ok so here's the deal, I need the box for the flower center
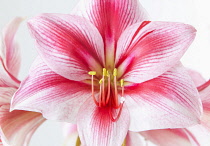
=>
[88,68,125,122]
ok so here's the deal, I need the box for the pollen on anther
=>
[120,79,124,87]
[113,68,117,76]
[88,71,96,75]
[103,68,107,76]
[106,71,110,76]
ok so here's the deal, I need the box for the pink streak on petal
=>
[2,17,23,78]
[73,0,149,66]
[74,0,149,41]
[140,129,199,146]
[11,57,92,123]
[125,63,201,131]
[116,21,196,83]
[28,14,104,81]
[77,99,130,146]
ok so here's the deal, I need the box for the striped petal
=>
[73,0,149,67]
[77,99,130,146]
[28,14,104,81]
[1,17,23,77]
[74,0,148,41]
[11,57,91,123]
[0,86,45,146]
[0,108,45,146]
[125,63,201,131]
[116,21,196,83]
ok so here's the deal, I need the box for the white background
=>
[1,0,210,145]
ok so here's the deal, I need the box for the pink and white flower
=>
[11,0,202,145]
[0,17,45,146]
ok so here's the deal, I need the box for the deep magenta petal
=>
[116,21,196,83]
[73,0,149,66]
[74,0,149,41]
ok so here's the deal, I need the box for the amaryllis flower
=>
[11,0,201,145]
[0,17,45,146]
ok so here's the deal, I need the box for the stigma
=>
[88,68,125,122]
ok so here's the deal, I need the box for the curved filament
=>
[91,75,99,106]
[109,103,124,122]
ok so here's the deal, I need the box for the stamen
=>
[102,68,106,106]
[103,68,107,76]
[89,69,126,122]
[113,68,119,107]
[89,71,99,106]
[121,79,124,98]
[113,68,117,77]
[88,71,96,75]
[109,102,124,122]
[120,79,124,87]
[106,71,111,104]
[99,81,102,107]
[99,79,103,84]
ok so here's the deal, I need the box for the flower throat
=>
[88,68,125,122]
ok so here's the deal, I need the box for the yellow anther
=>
[120,79,124,87]
[113,68,117,76]
[106,71,110,76]
[99,79,103,84]
[88,71,96,75]
[103,68,107,76]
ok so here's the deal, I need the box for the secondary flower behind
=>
[11,0,202,145]
[0,17,45,146]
